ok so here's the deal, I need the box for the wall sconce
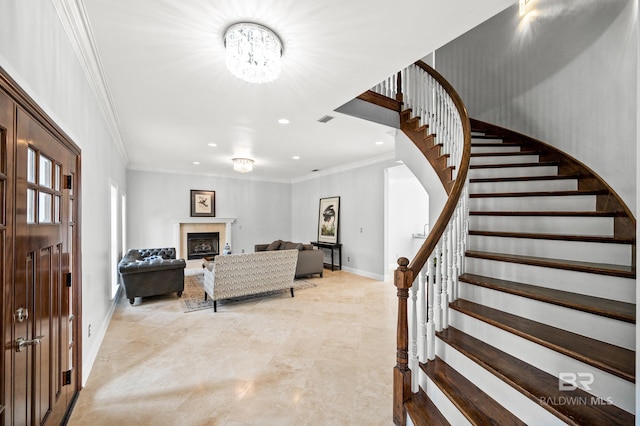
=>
[519,0,531,16]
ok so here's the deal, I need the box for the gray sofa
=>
[255,240,324,278]
[118,247,186,305]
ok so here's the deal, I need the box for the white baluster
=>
[441,230,449,329]
[451,210,459,302]
[433,243,442,332]
[418,266,427,362]
[410,276,419,392]
[426,252,436,360]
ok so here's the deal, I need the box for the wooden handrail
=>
[390,60,471,425]
[405,61,471,278]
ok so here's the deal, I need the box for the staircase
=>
[404,120,636,425]
[357,60,636,425]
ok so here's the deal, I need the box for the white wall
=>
[0,1,127,382]
[291,158,398,280]
[126,170,292,255]
[436,0,637,215]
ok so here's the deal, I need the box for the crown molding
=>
[52,0,129,164]
[291,152,397,183]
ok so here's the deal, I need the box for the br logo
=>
[558,372,594,391]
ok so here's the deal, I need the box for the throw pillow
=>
[302,244,314,250]
[282,241,304,251]
[267,240,283,251]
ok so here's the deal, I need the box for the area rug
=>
[180,271,317,313]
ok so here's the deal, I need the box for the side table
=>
[310,241,342,271]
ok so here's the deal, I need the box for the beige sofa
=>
[202,249,298,312]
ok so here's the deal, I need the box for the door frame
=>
[0,66,82,424]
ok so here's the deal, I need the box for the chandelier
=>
[224,22,282,84]
[232,158,254,173]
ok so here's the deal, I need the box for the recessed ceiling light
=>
[208,143,217,147]
[193,161,200,165]
[278,118,290,124]
[375,141,384,145]
[292,155,300,160]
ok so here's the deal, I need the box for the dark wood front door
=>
[1,74,80,425]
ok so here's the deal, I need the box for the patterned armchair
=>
[202,249,298,312]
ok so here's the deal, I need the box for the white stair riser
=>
[470,154,539,166]
[457,283,635,349]
[468,235,633,266]
[419,372,472,425]
[470,179,577,194]
[471,137,503,143]
[464,257,635,302]
[449,311,635,413]
[469,195,596,212]
[469,215,613,236]
[432,340,564,425]
[469,165,558,179]
[471,145,521,154]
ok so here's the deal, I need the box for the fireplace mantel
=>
[171,218,236,260]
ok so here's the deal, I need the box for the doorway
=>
[1,73,81,425]
[384,164,430,281]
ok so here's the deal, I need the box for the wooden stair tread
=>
[470,174,581,183]
[423,357,526,425]
[470,161,560,169]
[405,389,450,426]
[465,250,635,278]
[450,299,635,382]
[438,327,636,425]
[459,273,635,323]
[468,230,635,245]
[470,189,607,198]
[470,210,620,217]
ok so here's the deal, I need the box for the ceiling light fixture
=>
[224,22,282,84]
[232,157,254,173]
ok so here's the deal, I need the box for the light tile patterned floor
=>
[68,270,397,425]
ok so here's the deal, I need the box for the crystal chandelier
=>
[232,158,254,173]
[224,23,282,84]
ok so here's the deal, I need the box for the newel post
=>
[393,257,413,426]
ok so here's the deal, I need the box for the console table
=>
[310,241,342,271]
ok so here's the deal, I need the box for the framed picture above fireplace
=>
[190,190,216,217]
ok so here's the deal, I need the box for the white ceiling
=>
[80,0,515,182]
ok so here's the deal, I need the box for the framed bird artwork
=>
[318,196,340,243]
[190,190,216,217]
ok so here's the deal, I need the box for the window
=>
[110,183,119,298]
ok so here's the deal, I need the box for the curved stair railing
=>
[369,61,472,425]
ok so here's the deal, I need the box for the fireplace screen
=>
[186,232,220,260]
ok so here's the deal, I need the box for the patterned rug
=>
[180,271,317,313]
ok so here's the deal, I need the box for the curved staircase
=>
[405,119,636,425]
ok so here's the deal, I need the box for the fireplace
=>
[186,232,219,260]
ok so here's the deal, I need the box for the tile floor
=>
[68,269,397,425]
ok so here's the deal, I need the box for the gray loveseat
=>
[118,247,186,305]
[255,240,324,278]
